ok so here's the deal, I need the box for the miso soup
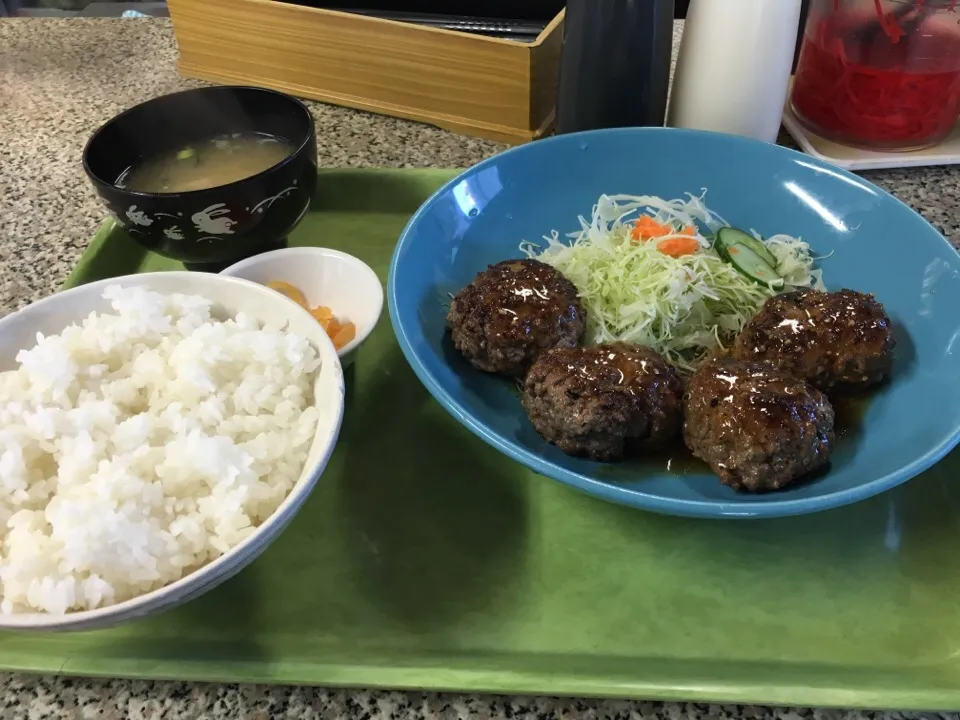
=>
[118,132,295,194]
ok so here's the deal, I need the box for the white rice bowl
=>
[0,272,345,631]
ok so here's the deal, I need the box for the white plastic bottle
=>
[667,0,803,143]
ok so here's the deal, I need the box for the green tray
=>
[6,168,960,710]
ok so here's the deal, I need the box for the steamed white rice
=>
[0,285,321,614]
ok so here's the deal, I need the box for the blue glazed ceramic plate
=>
[387,128,960,519]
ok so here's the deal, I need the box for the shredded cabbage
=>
[521,193,825,373]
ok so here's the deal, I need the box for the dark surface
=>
[83,86,317,267]
[282,0,564,21]
[522,343,683,461]
[794,0,811,71]
[278,0,692,41]
[683,357,836,492]
[555,0,675,133]
[732,289,896,391]
[273,1,692,20]
[445,258,586,377]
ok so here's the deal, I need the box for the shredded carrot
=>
[656,236,701,258]
[631,216,673,241]
[631,216,698,244]
[268,279,356,350]
[631,217,701,257]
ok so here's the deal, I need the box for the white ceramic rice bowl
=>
[0,272,345,631]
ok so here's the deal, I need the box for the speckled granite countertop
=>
[1,17,959,720]
[0,17,502,315]
[3,17,960,316]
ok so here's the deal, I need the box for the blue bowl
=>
[388,128,960,519]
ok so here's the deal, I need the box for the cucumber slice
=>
[715,227,783,286]
[716,227,778,267]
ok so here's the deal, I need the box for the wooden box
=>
[167,0,565,144]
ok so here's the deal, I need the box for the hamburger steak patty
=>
[733,288,895,391]
[683,357,836,492]
[446,259,586,376]
[522,343,683,461]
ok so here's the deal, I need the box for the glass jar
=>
[791,0,960,151]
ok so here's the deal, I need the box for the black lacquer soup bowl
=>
[83,86,317,271]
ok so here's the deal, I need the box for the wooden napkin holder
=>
[167,0,564,144]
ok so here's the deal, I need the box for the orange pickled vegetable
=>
[310,306,333,323]
[268,279,356,350]
[331,322,356,350]
[266,280,308,308]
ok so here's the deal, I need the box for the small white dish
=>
[221,247,384,364]
[0,272,345,631]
